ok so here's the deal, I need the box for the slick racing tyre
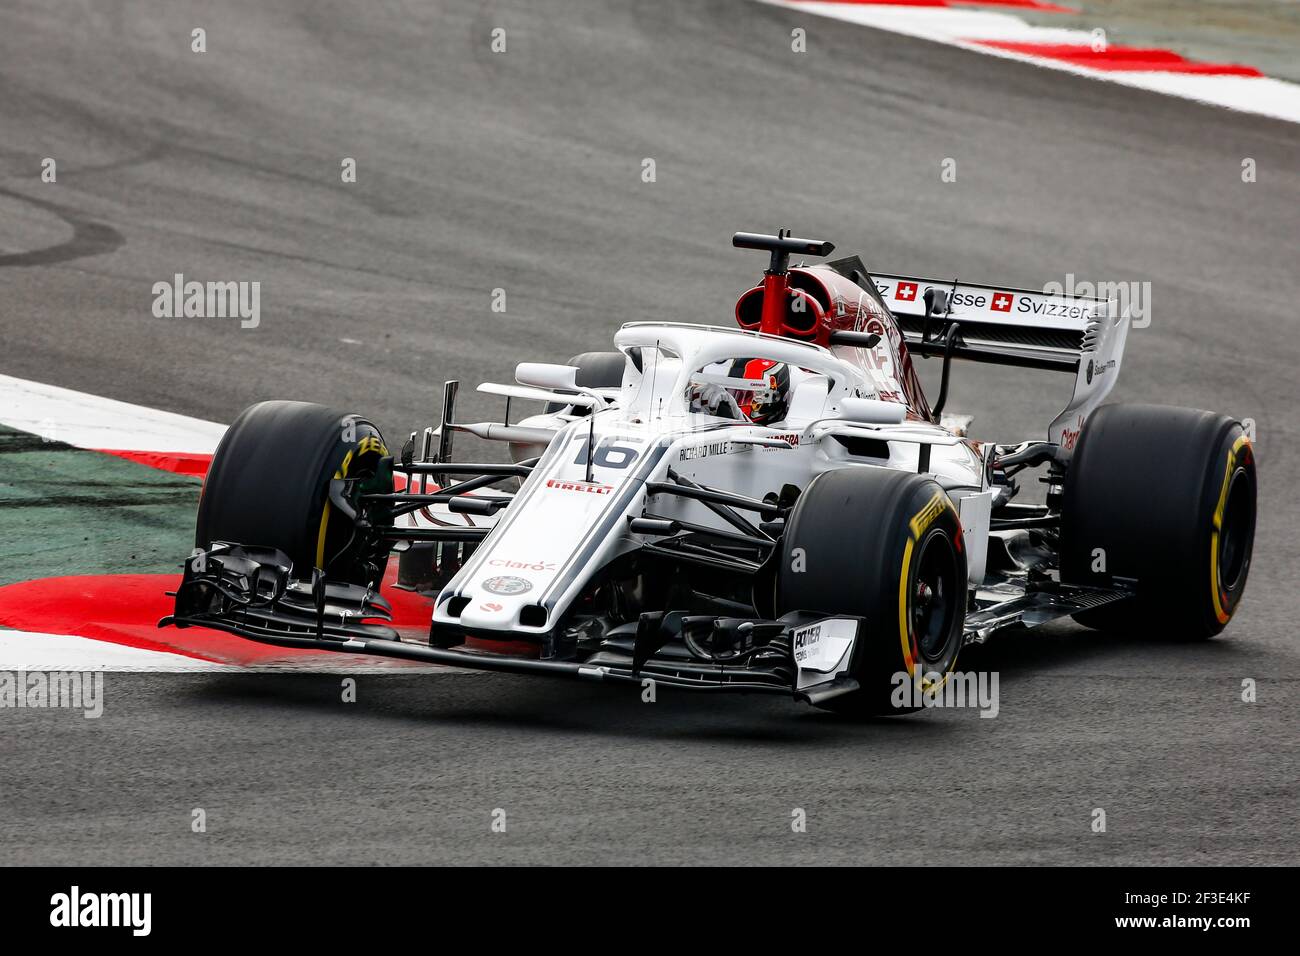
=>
[1060,403,1256,640]
[776,467,967,716]
[195,401,392,587]
[544,351,625,414]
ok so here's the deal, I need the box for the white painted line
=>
[0,629,228,671]
[957,42,1300,124]
[780,4,1052,41]
[1075,73,1300,125]
[759,0,1300,124]
[0,373,226,453]
[0,629,462,673]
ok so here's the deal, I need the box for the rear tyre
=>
[1060,403,1256,639]
[196,401,392,587]
[776,468,967,715]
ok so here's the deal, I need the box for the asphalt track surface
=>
[1,0,1297,865]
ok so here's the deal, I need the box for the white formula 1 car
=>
[164,231,1257,714]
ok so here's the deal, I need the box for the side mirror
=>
[839,397,907,425]
[515,362,579,392]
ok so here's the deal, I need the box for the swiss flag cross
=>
[991,291,1013,312]
[895,281,918,302]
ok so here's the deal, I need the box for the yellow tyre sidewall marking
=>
[1209,434,1249,625]
[314,435,391,570]
[898,490,958,691]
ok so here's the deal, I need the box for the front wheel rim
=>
[1218,467,1254,594]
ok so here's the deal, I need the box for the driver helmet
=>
[729,359,791,425]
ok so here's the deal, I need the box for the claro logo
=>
[50,886,151,936]
[1060,415,1085,451]
[489,558,557,571]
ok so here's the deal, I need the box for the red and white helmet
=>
[729,359,791,425]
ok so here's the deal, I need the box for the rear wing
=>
[851,268,1131,450]
[872,274,1104,368]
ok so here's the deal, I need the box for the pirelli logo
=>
[546,478,613,495]
[334,435,389,480]
[909,491,949,538]
[357,436,388,457]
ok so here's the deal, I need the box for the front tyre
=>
[776,467,967,715]
[195,401,392,587]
